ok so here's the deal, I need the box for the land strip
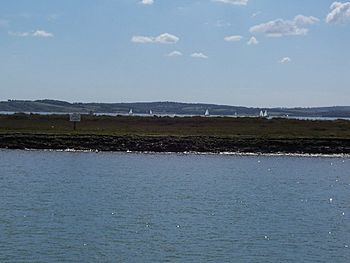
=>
[1,114,350,154]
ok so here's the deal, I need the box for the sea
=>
[0,150,349,262]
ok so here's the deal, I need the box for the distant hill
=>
[1,99,350,118]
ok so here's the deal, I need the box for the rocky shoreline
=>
[1,134,350,155]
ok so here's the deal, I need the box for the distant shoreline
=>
[2,99,350,118]
[1,134,350,155]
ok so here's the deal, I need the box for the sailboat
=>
[259,110,268,118]
[205,109,210,117]
[149,110,153,115]
[129,109,133,116]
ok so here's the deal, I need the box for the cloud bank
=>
[166,51,183,57]
[9,30,54,38]
[224,35,243,42]
[326,2,350,24]
[212,0,248,5]
[191,53,208,59]
[250,15,319,37]
[131,33,179,44]
[140,0,154,5]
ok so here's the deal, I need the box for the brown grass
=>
[1,114,350,139]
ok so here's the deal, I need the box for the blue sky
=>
[0,0,349,107]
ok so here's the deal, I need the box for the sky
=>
[0,0,349,107]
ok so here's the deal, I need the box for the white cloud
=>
[279,57,291,64]
[247,36,258,45]
[326,2,350,24]
[155,33,179,44]
[294,15,319,26]
[140,0,154,5]
[131,36,154,43]
[191,52,208,59]
[32,30,54,37]
[166,51,183,57]
[131,33,179,44]
[212,0,248,5]
[250,15,319,37]
[224,35,243,42]
[9,30,54,38]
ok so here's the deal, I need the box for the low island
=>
[1,113,350,155]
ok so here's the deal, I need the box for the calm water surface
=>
[0,150,349,262]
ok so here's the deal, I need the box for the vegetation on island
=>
[1,113,350,139]
[1,114,350,154]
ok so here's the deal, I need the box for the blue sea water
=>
[0,150,349,263]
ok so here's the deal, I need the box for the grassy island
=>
[1,114,350,154]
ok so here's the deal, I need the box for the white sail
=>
[205,109,210,116]
[263,110,268,117]
[129,109,133,115]
[149,110,153,115]
[259,110,264,117]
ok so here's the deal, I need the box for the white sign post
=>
[69,113,81,130]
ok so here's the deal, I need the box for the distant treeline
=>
[1,99,350,117]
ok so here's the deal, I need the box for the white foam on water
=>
[8,148,350,159]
